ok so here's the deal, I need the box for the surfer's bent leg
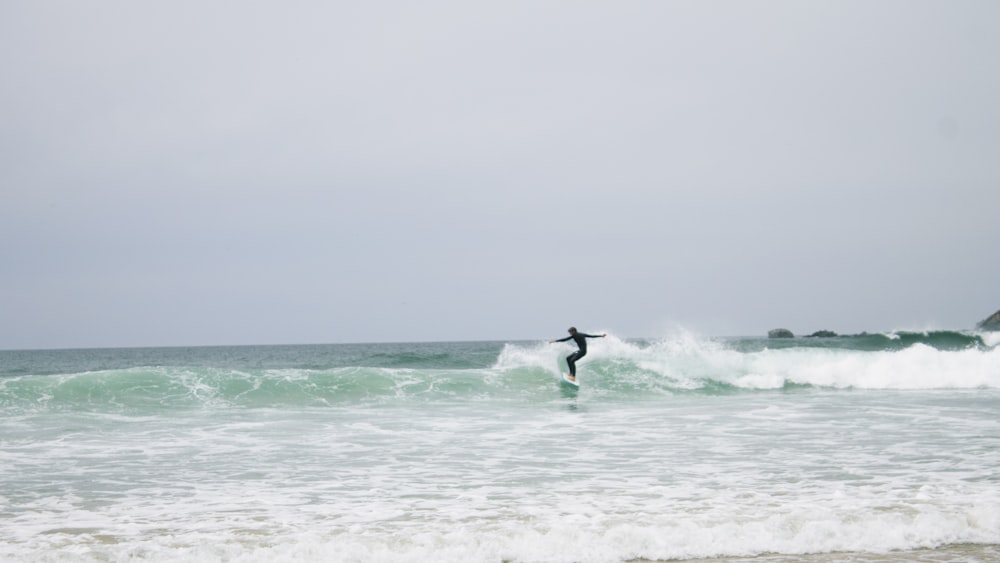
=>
[566,351,586,376]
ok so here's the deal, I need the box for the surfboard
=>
[557,356,579,388]
[561,371,579,387]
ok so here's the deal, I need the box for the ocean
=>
[1,332,998,562]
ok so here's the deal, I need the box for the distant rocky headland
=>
[768,307,1000,338]
[767,329,795,338]
[978,309,1000,331]
[768,329,837,338]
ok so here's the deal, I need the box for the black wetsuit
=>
[554,332,604,376]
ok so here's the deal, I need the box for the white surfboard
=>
[557,356,579,387]
[561,371,579,387]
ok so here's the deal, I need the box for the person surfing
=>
[549,327,606,382]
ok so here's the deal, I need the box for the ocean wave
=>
[502,333,1000,392]
[845,330,989,351]
[2,334,998,413]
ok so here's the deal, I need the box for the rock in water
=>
[768,328,794,338]
[806,330,838,338]
[977,309,1000,331]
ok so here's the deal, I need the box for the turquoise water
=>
[2,332,999,562]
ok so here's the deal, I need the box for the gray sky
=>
[2,1,999,349]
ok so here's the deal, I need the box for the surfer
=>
[549,327,606,382]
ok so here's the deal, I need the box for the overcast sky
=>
[2,1,999,349]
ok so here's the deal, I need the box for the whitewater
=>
[1,332,998,562]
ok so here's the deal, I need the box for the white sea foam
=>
[981,330,1000,348]
[496,332,1000,391]
[743,344,999,389]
